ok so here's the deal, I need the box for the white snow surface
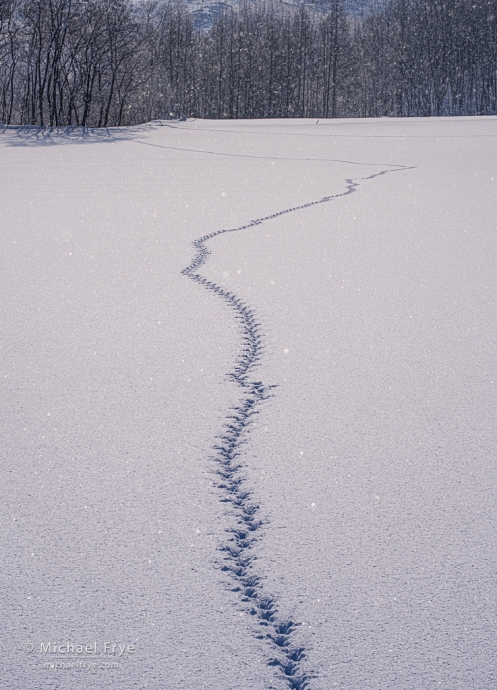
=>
[1,116,496,689]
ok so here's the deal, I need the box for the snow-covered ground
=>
[1,116,496,690]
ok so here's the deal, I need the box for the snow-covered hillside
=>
[1,116,496,690]
[187,0,384,29]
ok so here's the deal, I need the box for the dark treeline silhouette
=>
[1,0,496,126]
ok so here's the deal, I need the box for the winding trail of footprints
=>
[182,166,413,689]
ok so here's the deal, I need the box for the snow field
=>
[1,116,496,689]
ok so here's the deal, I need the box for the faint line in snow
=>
[132,138,404,167]
[153,120,497,139]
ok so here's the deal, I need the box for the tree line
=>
[1,0,496,126]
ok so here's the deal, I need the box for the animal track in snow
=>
[182,164,413,689]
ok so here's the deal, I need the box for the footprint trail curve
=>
[181,165,413,690]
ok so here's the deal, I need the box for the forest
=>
[1,0,496,126]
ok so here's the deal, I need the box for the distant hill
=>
[187,0,387,30]
[344,0,387,13]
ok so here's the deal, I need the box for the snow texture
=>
[0,116,496,690]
